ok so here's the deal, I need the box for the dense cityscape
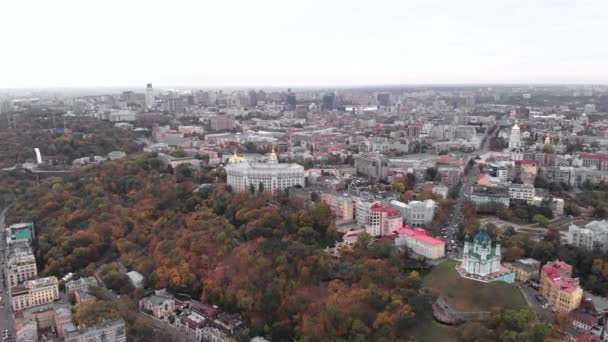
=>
[0,84,607,342]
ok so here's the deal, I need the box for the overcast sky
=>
[0,0,606,88]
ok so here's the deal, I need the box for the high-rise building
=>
[286,93,296,110]
[377,92,391,107]
[167,97,185,113]
[388,199,436,226]
[322,93,335,111]
[145,83,154,109]
[248,90,258,107]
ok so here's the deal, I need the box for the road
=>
[443,128,493,256]
[0,205,14,340]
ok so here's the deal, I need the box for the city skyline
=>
[1,0,607,88]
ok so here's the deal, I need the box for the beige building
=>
[226,151,304,193]
[320,192,355,221]
[540,260,583,314]
[11,276,60,312]
[4,242,38,289]
[507,258,540,283]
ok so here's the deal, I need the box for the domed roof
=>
[270,147,277,158]
[228,151,243,163]
[474,226,491,243]
[512,120,520,131]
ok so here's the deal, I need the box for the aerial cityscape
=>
[1,1,608,342]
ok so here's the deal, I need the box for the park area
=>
[422,260,526,313]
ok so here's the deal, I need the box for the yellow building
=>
[11,276,59,312]
[539,260,583,314]
[507,258,540,283]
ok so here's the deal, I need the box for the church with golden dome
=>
[226,148,305,193]
[508,120,521,150]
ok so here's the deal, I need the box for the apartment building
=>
[365,204,402,237]
[64,318,127,342]
[540,260,583,314]
[508,183,535,203]
[11,276,60,311]
[568,220,608,253]
[4,241,37,289]
[388,199,436,226]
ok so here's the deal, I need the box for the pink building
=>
[395,226,445,259]
[366,204,402,237]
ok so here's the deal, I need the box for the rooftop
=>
[396,226,444,246]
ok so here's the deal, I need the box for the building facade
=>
[389,199,436,226]
[4,242,37,289]
[365,204,402,237]
[540,260,583,314]
[11,276,60,312]
[64,318,127,342]
[226,151,305,193]
[394,226,445,259]
[508,121,521,150]
[508,183,535,203]
[568,220,608,253]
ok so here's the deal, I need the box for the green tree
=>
[532,214,549,227]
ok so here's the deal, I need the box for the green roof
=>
[14,229,31,241]
[474,226,491,243]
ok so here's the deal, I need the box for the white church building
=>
[457,226,514,283]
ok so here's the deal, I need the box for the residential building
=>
[394,226,445,259]
[157,153,201,171]
[388,199,436,226]
[354,198,379,226]
[4,241,37,289]
[540,260,583,314]
[209,115,234,131]
[320,192,354,221]
[354,153,388,180]
[140,290,176,320]
[508,183,535,203]
[507,258,541,283]
[5,222,35,245]
[65,276,98,294]
[11,276,60,311]
[365,204,402,237]
[201,313,249,342]
[568,220,608,253]
[64,318,127,342]
[226,151,305,193]
[530,196,565,216]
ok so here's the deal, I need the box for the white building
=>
[365,204,402,237]
[395,226,445,259]
[226,151,305,193]
[568,220,608,252]
[462,227,501,277]
[508,121,521,150]
[388,199,436,226]
[145,83,154,109]
[354,198,379,226]
[64,318,126,342]
[508,183,535,203]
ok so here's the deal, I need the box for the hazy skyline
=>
[1,0,607,88]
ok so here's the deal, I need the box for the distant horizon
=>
[0,82,606,92]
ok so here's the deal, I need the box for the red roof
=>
[514,159,539,165]
[542,261,579,293]
[371,204,400,216]
[396,226,445,246]
[580,153,608,161]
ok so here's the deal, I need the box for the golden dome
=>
[228,151,243,163]
[270,147,277,157]
[512,120,520,131]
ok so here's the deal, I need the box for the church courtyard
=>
[422,260,526,313]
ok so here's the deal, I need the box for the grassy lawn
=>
[422,260,526,313]
[411,316,461,342]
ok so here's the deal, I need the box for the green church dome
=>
[474,226,491,243]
